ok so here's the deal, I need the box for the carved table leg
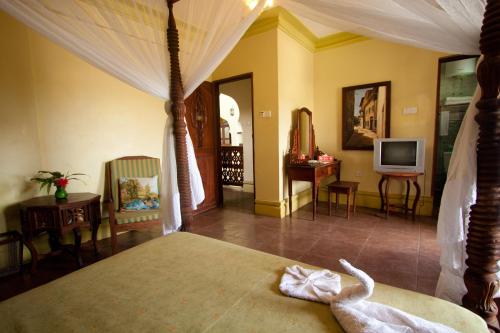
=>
[73,227,83,267]
[378,176,385,212]
[24,235,38,274]
[404,179,410,217]
[384,177,391,219]
[288,175,293,218]
[312,183,318,220]
[411,179,421,221]
[48,231,61,252]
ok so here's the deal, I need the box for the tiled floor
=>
[0,187,441,301]
[192,187,441,296]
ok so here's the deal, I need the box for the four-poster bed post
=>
[166,0,193,231]
[463,0,500,331]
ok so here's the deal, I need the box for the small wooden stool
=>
[328,181,359,219]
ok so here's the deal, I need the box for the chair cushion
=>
[110,158,161,211]
[115,210,160,225]
[119,176,159,211]
[328,181,359,190]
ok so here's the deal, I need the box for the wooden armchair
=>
[104,156,162,253]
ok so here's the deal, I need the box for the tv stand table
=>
[377,172,423,220]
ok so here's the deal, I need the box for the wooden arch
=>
[165,0,500,330]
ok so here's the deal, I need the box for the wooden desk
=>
[19,193,101,272]
[287,160,341,220]
[377,172,423,220]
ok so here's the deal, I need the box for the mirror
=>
[289,107,315,164]
[299,110,311,157]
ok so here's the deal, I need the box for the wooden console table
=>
[287,160,341,220]
[377,172,423,220]
[19,193,101,272]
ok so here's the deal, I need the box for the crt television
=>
[373,138,425,173]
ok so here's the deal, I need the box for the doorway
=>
[432,55,479,215]
[214,74,255,212]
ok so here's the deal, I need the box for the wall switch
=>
[259,111,272,118]
[403,106,417,115]
[355,170,362,177]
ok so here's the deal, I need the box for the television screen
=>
[381,141,417,166]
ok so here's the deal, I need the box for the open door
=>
[185,81,219,214]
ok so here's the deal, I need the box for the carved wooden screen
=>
[221,146,244,186]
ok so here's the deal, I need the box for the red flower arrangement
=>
[31,171,86,194]
[55,177,69,188]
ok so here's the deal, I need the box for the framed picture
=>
[342,81,391,150]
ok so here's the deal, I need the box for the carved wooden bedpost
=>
[166,0,193,231]
[462,0,500,330]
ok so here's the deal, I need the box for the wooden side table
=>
[377,172,423,220]
[19,193,101,272]
[287,160,341,220]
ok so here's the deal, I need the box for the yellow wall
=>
[0,11,41,233]
[0,12,165,240]
[214,8,446,217]
[314,39,445,212]
[277,29,314,213]
[212,30,280,214]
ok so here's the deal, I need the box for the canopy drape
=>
[0,0,488,303]
[0,0,267,233]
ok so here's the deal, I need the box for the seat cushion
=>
[328,181,359,191]
[115,210,160,225]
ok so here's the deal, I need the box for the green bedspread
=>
[0,232,487,332]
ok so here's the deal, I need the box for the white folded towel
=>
[331,259,459,333]
[279,265,341,304]
[280,260,459,333]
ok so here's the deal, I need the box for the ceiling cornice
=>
[242,6,369,53]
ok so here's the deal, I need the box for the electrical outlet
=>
[259,111,272,118]
[403,106,417,115]
[355,170,362,177]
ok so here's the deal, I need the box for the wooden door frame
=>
[213,73,256,207]
[431,54,478,215]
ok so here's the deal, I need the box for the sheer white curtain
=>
[0,0,267,233]
[279,0,484,54]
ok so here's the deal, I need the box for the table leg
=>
[328,189,332,216]
[346,189,351,220]
[336,193,339,210]
[48,231,61,252]
[412,180,421,221]
[384,177,391,219]
[404,179,410,216]
[288,176,293,218]
[312,184,318,220]
[24,236,38,274]
[353,189,357,214]
[91,220,99,257]
[73,227,83,267]
[378,176,385,212]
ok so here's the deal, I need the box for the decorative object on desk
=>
[31,171,87,200]
[314,146,324,160]
[342,81,391,150]
[289,107,315,165]
[318,154,334,163]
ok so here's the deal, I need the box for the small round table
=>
[377,172,423,220]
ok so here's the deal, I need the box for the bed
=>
[0,232,487,332]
